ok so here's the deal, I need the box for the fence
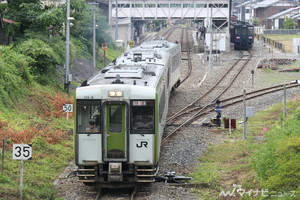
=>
[255,34,285,52]
[263,29,300,35]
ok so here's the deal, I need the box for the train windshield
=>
[248,27,254,35]
[131,100,155,134]
[77,100,101,133]
[242,27,247,35]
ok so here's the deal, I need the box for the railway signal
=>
[102,43,107,66]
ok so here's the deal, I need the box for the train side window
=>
[77,100,101,133]
[131,100,155,134]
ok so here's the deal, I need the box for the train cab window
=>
[131,100,155,134]
[77,100,101,133]
[248,27,254,35]
[242,27,247,35]
[235,28,241,35]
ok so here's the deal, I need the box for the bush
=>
[252,109,300,194]
[0,46,33,108]
[16,39,61,85]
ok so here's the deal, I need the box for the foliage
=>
[252,18,261,26]
[0,46,33,108]
[283,17,297,29]
[0,120,69,149]
[16,39,61,85]
[7,0,41,10]
[252,108,300,194]
[69,0,112,52]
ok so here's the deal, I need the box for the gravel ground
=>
[54,29,300,199]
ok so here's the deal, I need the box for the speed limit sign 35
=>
[13,144,32,160]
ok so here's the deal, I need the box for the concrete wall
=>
[110,20,133,47]
[293,38,300,54]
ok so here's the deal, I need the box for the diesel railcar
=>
[230,21,254,50]
[75,40,181,188]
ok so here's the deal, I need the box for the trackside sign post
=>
[63,104,73,121]
[13,144,32,199]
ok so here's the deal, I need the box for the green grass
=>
[100,47,123,63]
[264,34,300,41]
[262,34,300,52]
[190,95,300,200]
[0,83,74,199]
[0,138,73,199]
[256,59,300,86]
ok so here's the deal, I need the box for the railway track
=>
[90,186,140,200]
[162,79,300,145]
[180,27,193,85]
[162,50,255,145]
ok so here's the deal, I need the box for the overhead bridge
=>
[107,0,230,50]
[109,0,230,21]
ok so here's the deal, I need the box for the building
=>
[267,6,300,28]
[252,0,298,28]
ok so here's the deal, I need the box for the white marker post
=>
[63,104,73,121]
[13,144,32,199]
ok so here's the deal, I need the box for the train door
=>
[103,103,127,161]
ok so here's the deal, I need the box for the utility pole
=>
[243,90,247,139]
[89,1,99,68]
[65,0,70,92]
[93,6,96,68]
[115,0,118,40]
[209,5,213,72]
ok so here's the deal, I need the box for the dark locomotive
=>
[230,21,254,50]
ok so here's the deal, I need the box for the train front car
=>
[75,40,181,188]
[231,21,254,50]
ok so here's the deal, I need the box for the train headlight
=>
[108,90,123,97]
[116,91,123,97]
[236,36,240,39]
[249,36,253,39]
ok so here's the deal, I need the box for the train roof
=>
[85,40,180,89]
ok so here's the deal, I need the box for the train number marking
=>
[136,141,148,148]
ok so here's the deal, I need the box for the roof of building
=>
[236,0,261,8]
[268,6,300,19]
[252,0,281,9]
[291,13,300,19]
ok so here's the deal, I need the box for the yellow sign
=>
[128,41,135,47]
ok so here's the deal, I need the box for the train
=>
[230,21,254,50]
[75,39,182,188]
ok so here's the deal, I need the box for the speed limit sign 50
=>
[13,144,32,160]
[63,104,73,112]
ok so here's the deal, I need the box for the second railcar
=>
[230,21,254,50]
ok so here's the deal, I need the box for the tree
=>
[6,0,41,11]
[283,17,297,29]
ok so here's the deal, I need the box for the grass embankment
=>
[0,85,74,199]
[263,34,300,52]
[0,45,122,199]
[190,95,300,199]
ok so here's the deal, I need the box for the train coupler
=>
[108,162,123,182]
